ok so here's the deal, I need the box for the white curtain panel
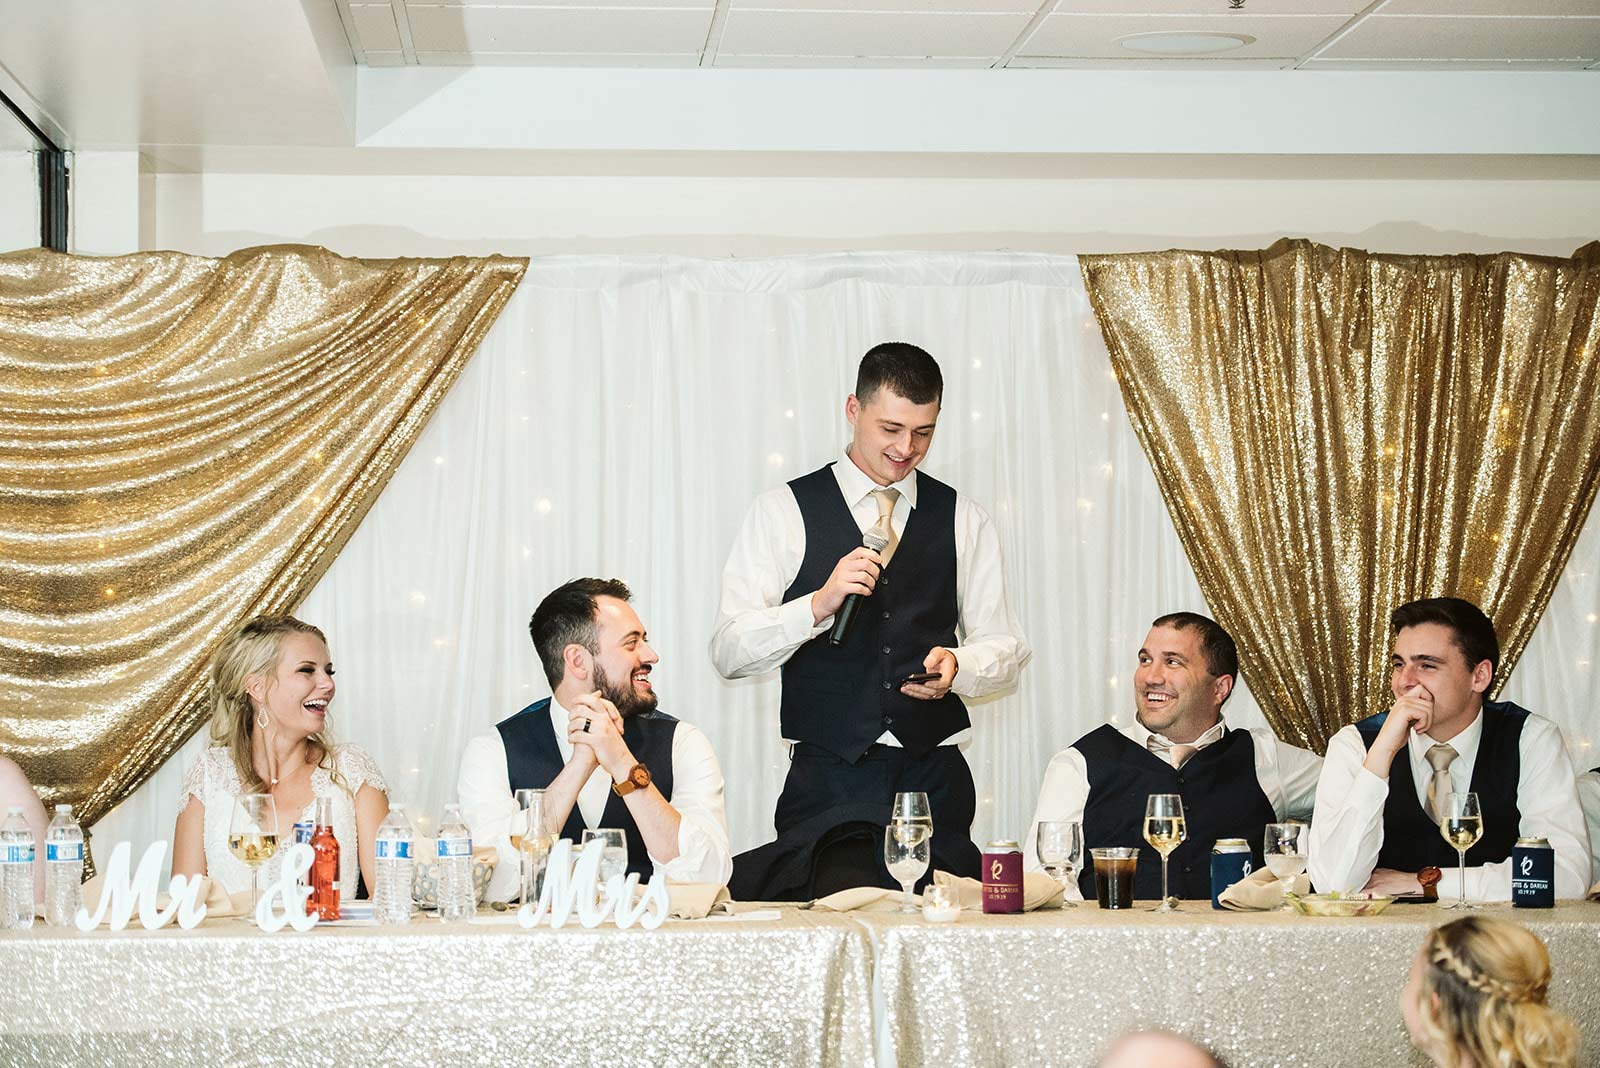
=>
[94,253,1600,861]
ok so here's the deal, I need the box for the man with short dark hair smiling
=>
[1025,612,1321,902]
[1309,597,1590,900]
[457,578,733,901]
[712,343,1029,890]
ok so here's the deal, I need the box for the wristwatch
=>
[612,762,651,797]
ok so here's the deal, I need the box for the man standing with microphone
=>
[711,343,1029,890]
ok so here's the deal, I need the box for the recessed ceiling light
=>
[1116,32,1255,56]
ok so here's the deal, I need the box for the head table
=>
[2,902,1597,1067]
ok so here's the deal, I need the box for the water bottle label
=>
[3,844,34,864]
[46,843,83,862]
[436,835,472,859]
[376,838,412,860]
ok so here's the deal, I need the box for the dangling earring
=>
[255,707,268,731]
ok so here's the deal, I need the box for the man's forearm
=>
[540,759,593,836]
[621,786,683,864]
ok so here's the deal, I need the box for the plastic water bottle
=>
[436,803,475,922]
[1,805,36,930]
[44,804,84,927]
[373,804,414,925]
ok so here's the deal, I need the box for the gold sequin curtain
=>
[0,245,526,830]
[1080,239,1600,751]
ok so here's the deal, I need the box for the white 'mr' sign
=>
[518,838,670,930]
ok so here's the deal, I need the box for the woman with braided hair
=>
[1401,915,1579,1068]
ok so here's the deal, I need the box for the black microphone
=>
[828,527,891,646]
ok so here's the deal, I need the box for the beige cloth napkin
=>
[666,883,734,919]
[813,869,1065,912]
[77,872,246,928]
[1586,879,1600,901]
[1218,867,1311,911]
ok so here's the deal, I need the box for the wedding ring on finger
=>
[582,718,592,733]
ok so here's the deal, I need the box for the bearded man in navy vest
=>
[1305,601,1593,901]
[1309,598,1590,900]
[712,343,1029,894]
[1024,612,1322,903]
[457,579,733,901]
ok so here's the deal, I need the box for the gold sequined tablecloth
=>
[855,903,1600,1068]
[0,909,874,1068]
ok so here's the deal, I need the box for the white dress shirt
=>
[1577,768,1600,888]
[1307,709,1591,901]
[709,451,1030,747]
[457,698,733,901]
[1022,718,1323,899]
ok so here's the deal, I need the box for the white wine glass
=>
[1035,820,1083,907]
[228,793,279,922]
[892,792,933,837]
[1262,822,1308,911]
[884,823,931,914]
[1439,793,1483,911]
[1143,794,1186,913]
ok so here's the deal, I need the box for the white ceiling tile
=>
[1299,57,1596,69]
[1320,15,1600,60]
[406,6,713,53]
[715,53,996,66]
[718,9,1034,56]
[1021,13,1349,58]
[363,50,409,66]
[1055,0,1367,12]
[412,49,701,65]
[351,3,404,52]
[1008,54,1294,68]
[732,0,1038,11]
[417,0,709,6]
[1380,1,1600,15]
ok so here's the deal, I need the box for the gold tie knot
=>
[1425,743,1458,821]
[1425,743,1457,773]
[1147,736,1198,770]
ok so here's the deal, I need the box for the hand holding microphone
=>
[826,527,891,646]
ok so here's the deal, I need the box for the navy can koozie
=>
[1511,837,1554,908]
[1211,838,1253,909]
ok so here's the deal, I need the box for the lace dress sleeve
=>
[334,744,389,795]
[177,752,211,809]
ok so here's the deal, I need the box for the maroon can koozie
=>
[982,840,1023,914]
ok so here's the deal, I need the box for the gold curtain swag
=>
[1081,239,1600,752]
[0,245,526,834]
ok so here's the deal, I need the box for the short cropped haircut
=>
[529,578,633,690]
[1151,611,1239,683]
[1391,597,1499,683]
[856,342,943,406]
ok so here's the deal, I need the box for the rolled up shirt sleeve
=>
[709,490,826,680]
[652,722,734,886]
[457,732,522,903]
[949,499,1030,700]
[1307,726,1391,894]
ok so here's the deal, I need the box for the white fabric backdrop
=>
[94,253,1600,860]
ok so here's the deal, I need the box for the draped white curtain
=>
[94,253,1600,860]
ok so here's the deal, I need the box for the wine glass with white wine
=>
[1143,794,1186,913]
[1439,792,1483,910]
[1262,822,1308,911]
[228,793,279,922]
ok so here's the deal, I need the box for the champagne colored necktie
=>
[870,488,901,567]
[1424,743,1458,822]
[1147,736,1198,770]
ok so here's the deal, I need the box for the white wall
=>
[148,169,1600,260]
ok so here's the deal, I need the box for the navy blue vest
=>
[1353,700,1527,872]
[779,463,968,762]
[1074,725,1276,901]
[496,699,678,879]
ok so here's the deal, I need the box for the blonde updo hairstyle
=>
[208,615,343,794]
[1413,916,1578,1068]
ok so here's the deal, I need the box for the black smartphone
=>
[898,671,940,687]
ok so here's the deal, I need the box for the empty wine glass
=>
[1262,822,1308,911]
[884,823,931,914]
[228,793,279,922]
[1035,820,1083,907]
[581,828,627,904]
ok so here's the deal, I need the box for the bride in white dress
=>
[172,615,390,899]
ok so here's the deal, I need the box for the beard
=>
[593,660,658,717]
